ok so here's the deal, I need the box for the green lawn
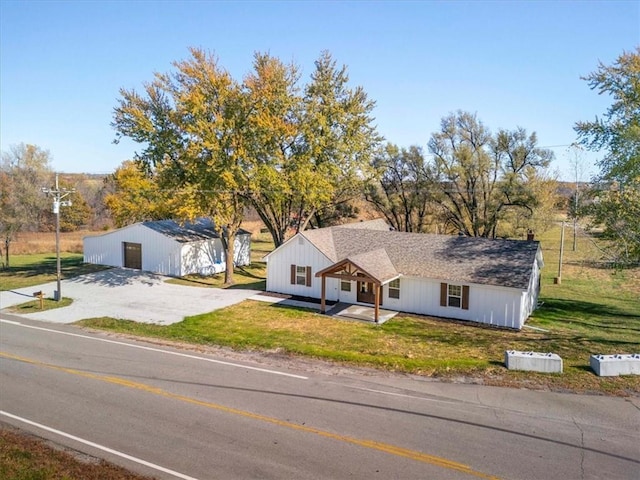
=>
[0,253,108,291]
[78,291,639,395]
[166,262,267,290]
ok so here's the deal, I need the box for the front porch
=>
[327,302,398,324]
[315,249,400,324]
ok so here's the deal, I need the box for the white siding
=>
[83,225,181,275]
[338,280,357,304]
[84,225,250,277]
[180,239,225,276]
[266,234,339,300]
[378,276,525,329]
[265,235,537,329]
[234,233,251,267]
[180,233,251,276]
[519,246,544,326]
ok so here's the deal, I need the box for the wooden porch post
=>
[320,275,326,314]
[374,283,380,323]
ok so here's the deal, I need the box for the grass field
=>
[2,230,87,256]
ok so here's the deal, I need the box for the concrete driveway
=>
[0,268,257,325]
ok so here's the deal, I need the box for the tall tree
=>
[112,48,249,284]
[0,143,53,267]
[104,160,170,227]
[365,143,436,232]
[68,174,111,230]
[565,144,589,251]
[575,47,640,184]
[575,49,640,263]
[427,111,553,237]
[294,51,381,232]
[56,178,93,232]
[498,169,559,239]
[243,51,380,246]
[587,177,640,263]
[242,53,302,247]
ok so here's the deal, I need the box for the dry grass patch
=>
[6,231,90,255]
[6,297,73,313]
[0,426,154,480]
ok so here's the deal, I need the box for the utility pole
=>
[573,173,579,252]
[567,143,585,252]
[42,174,74,301]
[554,221,565,285]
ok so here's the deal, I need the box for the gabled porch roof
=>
[315,248,400,324]
[314,248,400,285]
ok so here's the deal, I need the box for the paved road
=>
[1,316,638,480]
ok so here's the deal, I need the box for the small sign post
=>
[33,291,44,309]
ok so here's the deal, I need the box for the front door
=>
[357,281,381,305]
[123,242,142,269]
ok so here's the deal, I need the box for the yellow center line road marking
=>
[0,319,308,379]
[0,351,501,479]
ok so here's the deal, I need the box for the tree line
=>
[2,47,638,275]
[0,144,98,267]
[108,48,561,283]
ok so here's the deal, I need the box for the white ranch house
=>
[264,219,543,329]
[84,218,251,277]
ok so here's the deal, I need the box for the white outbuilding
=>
[83,218,251,277]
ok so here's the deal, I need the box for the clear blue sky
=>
[1,0,638,179]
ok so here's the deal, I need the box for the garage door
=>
[123,242,142,269]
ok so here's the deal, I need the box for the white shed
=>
[84,218,251,277]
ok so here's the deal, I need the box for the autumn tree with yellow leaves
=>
[112,48,381,282]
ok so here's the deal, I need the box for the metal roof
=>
[143,218,250,243]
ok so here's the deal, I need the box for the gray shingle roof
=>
[343,248,399,284]
[303,221,540,290]
[143,218,250,243]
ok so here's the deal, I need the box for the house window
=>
[388,278,400,299]
[440,282,470,310]
[448,284,462,307]
[290,264,312,287]
[341,280,351,292]
[296,266,308,285]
